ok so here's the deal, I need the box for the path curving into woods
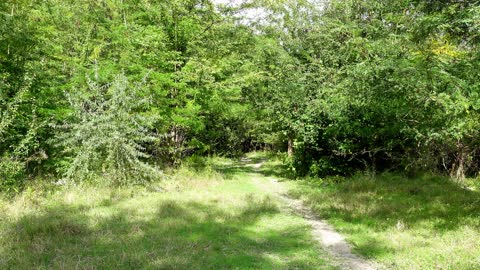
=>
[243,159,377,270]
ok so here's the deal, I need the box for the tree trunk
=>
[287,137,294,157]
[451,142,467,181]
[451,153,466,181]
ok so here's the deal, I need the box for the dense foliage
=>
[1,0,480,189]
[256,0,480,179]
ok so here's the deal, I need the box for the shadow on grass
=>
[291,174,480,257]
[205,154,480,265]
[212,155,293,180]
[257,162,293,180]
[1,194,329,269]
[210,155,480,234]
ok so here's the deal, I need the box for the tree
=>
[59,73,160,185]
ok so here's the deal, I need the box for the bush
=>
[59,73,161,185]
[0,157,25,193]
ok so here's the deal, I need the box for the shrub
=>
[0,156,25,193]
[59,73,161,185]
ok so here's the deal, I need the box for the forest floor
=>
[274,162,480,270]
[1,153,479,269]
[244,158,376,270]
[0,155,339,270]
[223,153,480,270]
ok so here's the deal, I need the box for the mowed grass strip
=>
[0,162,336,270]
[286,172,480,270]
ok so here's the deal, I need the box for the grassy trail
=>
[239,154,480,270]
[250,179,375,270]
[3,155,478,269]
[242,158,376,270]
[286,168,480,270]
[0,157,337,270]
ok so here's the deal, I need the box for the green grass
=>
[0,157,336,270]
[281,168,480,270]
[10,152,478,269]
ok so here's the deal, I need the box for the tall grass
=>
[288,172,480,270]
[0,155,336,270]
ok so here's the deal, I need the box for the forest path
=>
[239,158,377,270]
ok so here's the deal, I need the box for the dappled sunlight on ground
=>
[290,173,480,270]
[0,160,336,269]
